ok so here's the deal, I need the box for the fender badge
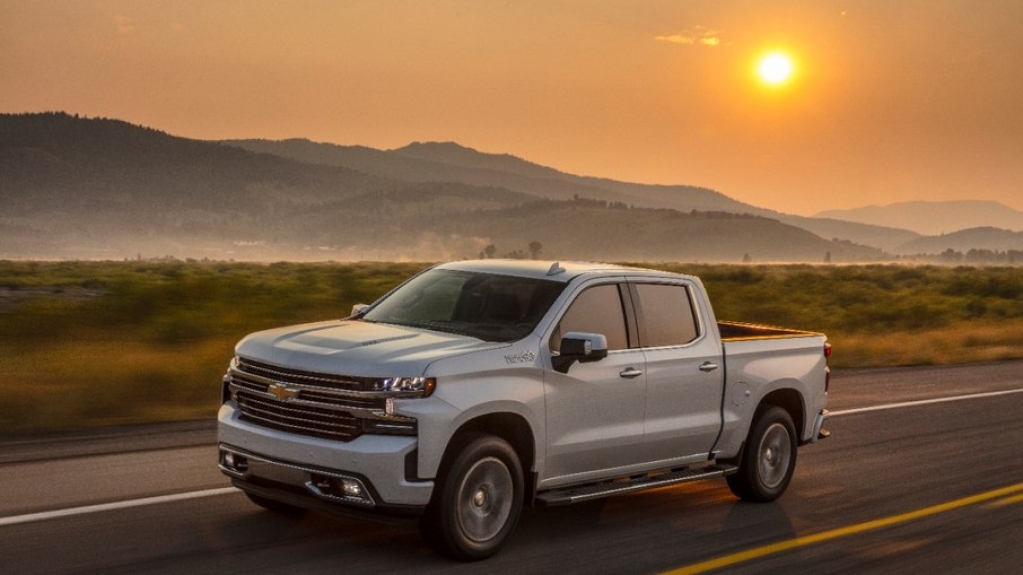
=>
[504,351,536,364]
[268,382,300,401]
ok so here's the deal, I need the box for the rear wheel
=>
[727,406,797,502]
[420,434,524,561]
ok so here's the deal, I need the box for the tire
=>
[726,406,798,502]
[420,434,524,561]
[244,492,308,516]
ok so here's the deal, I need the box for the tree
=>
[528,241,543,260]
[483,244,497,259]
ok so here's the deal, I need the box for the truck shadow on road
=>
[509,482,799,566]
[196,483,799,574]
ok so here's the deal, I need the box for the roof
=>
[435,259,685,283]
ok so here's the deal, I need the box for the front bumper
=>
[217,403,434,510]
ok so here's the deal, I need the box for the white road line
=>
[830,388,1023,416]
[5,388,1023,527]
[0,487,239,527]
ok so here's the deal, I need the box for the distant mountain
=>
[0,112,912,262]
[226,138,921,251]
[816,201,1023,236]
[773,215,921,253]
[1,112,386,212]
[895,227,1023,255]
[429,200,885,263]
[225,138,761,214]
[394,141,567,180]
[276,194,883,263]
[1,113,392,259]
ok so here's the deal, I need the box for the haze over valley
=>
[817,202,1023,237]
[3,112,1021,263]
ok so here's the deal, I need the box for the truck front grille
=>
[227,357,416,442]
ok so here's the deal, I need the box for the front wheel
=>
[420,434,524,561]
[726,406,798,502]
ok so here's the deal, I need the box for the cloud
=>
[655,26,723,47]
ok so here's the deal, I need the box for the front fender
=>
[399,369,546,480]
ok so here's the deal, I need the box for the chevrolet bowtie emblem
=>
[268,382,300,401]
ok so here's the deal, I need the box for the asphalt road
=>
[3,362,1023,575]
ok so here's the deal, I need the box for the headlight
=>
[221,357,238,404]
[373,376,436,397]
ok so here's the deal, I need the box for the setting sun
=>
[757,52,795,85]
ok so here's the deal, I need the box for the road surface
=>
[2,362,1023,574]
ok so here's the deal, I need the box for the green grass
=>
[0,261,424,436]
[2,260,1022,435]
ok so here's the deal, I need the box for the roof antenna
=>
[547,262,566,276]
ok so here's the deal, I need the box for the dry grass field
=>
[2,260,1021,435]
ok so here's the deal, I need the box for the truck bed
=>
[717,320,823,341]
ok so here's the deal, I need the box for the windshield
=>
[361,269,567,342]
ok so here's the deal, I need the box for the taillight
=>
[824,342,832,392]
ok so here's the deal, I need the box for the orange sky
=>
[3,0,1022,216]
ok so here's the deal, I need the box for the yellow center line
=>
[661,482,1023,575]
[987,492,1023,508]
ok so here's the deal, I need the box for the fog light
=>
[219,448,249,474]
[221,450,249,475]
[306,474,372,505]
[341,479,364,498]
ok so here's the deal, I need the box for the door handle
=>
[699,362,719,372]
[619,367,644,379]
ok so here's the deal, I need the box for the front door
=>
[542,282,647,485]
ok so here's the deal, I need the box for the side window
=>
[633,283,700,347]
[550,284,629,352]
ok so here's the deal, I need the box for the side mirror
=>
[552,332,609,374]
[350,303,370,318]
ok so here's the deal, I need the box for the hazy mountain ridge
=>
[772,215,921,253]
[897,227,1023,256]
[816,201,1023,236]
[439,199,885,262]
[225,138,747,214]
[227,137,920,250]
[393,141,567,181]
[2,113,388,214]
[1,112,1013,262]
[253,136,1023,254]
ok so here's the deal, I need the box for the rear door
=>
[628,280,724,462]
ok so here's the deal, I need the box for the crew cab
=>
[218,260,830,560]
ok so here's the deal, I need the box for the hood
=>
[235,319,506,377]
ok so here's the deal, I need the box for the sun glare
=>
[757,52,795,86]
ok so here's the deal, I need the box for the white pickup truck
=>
[218,260,830,560]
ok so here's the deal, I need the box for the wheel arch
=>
[758,387,806,443]
[436,412,537,499]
